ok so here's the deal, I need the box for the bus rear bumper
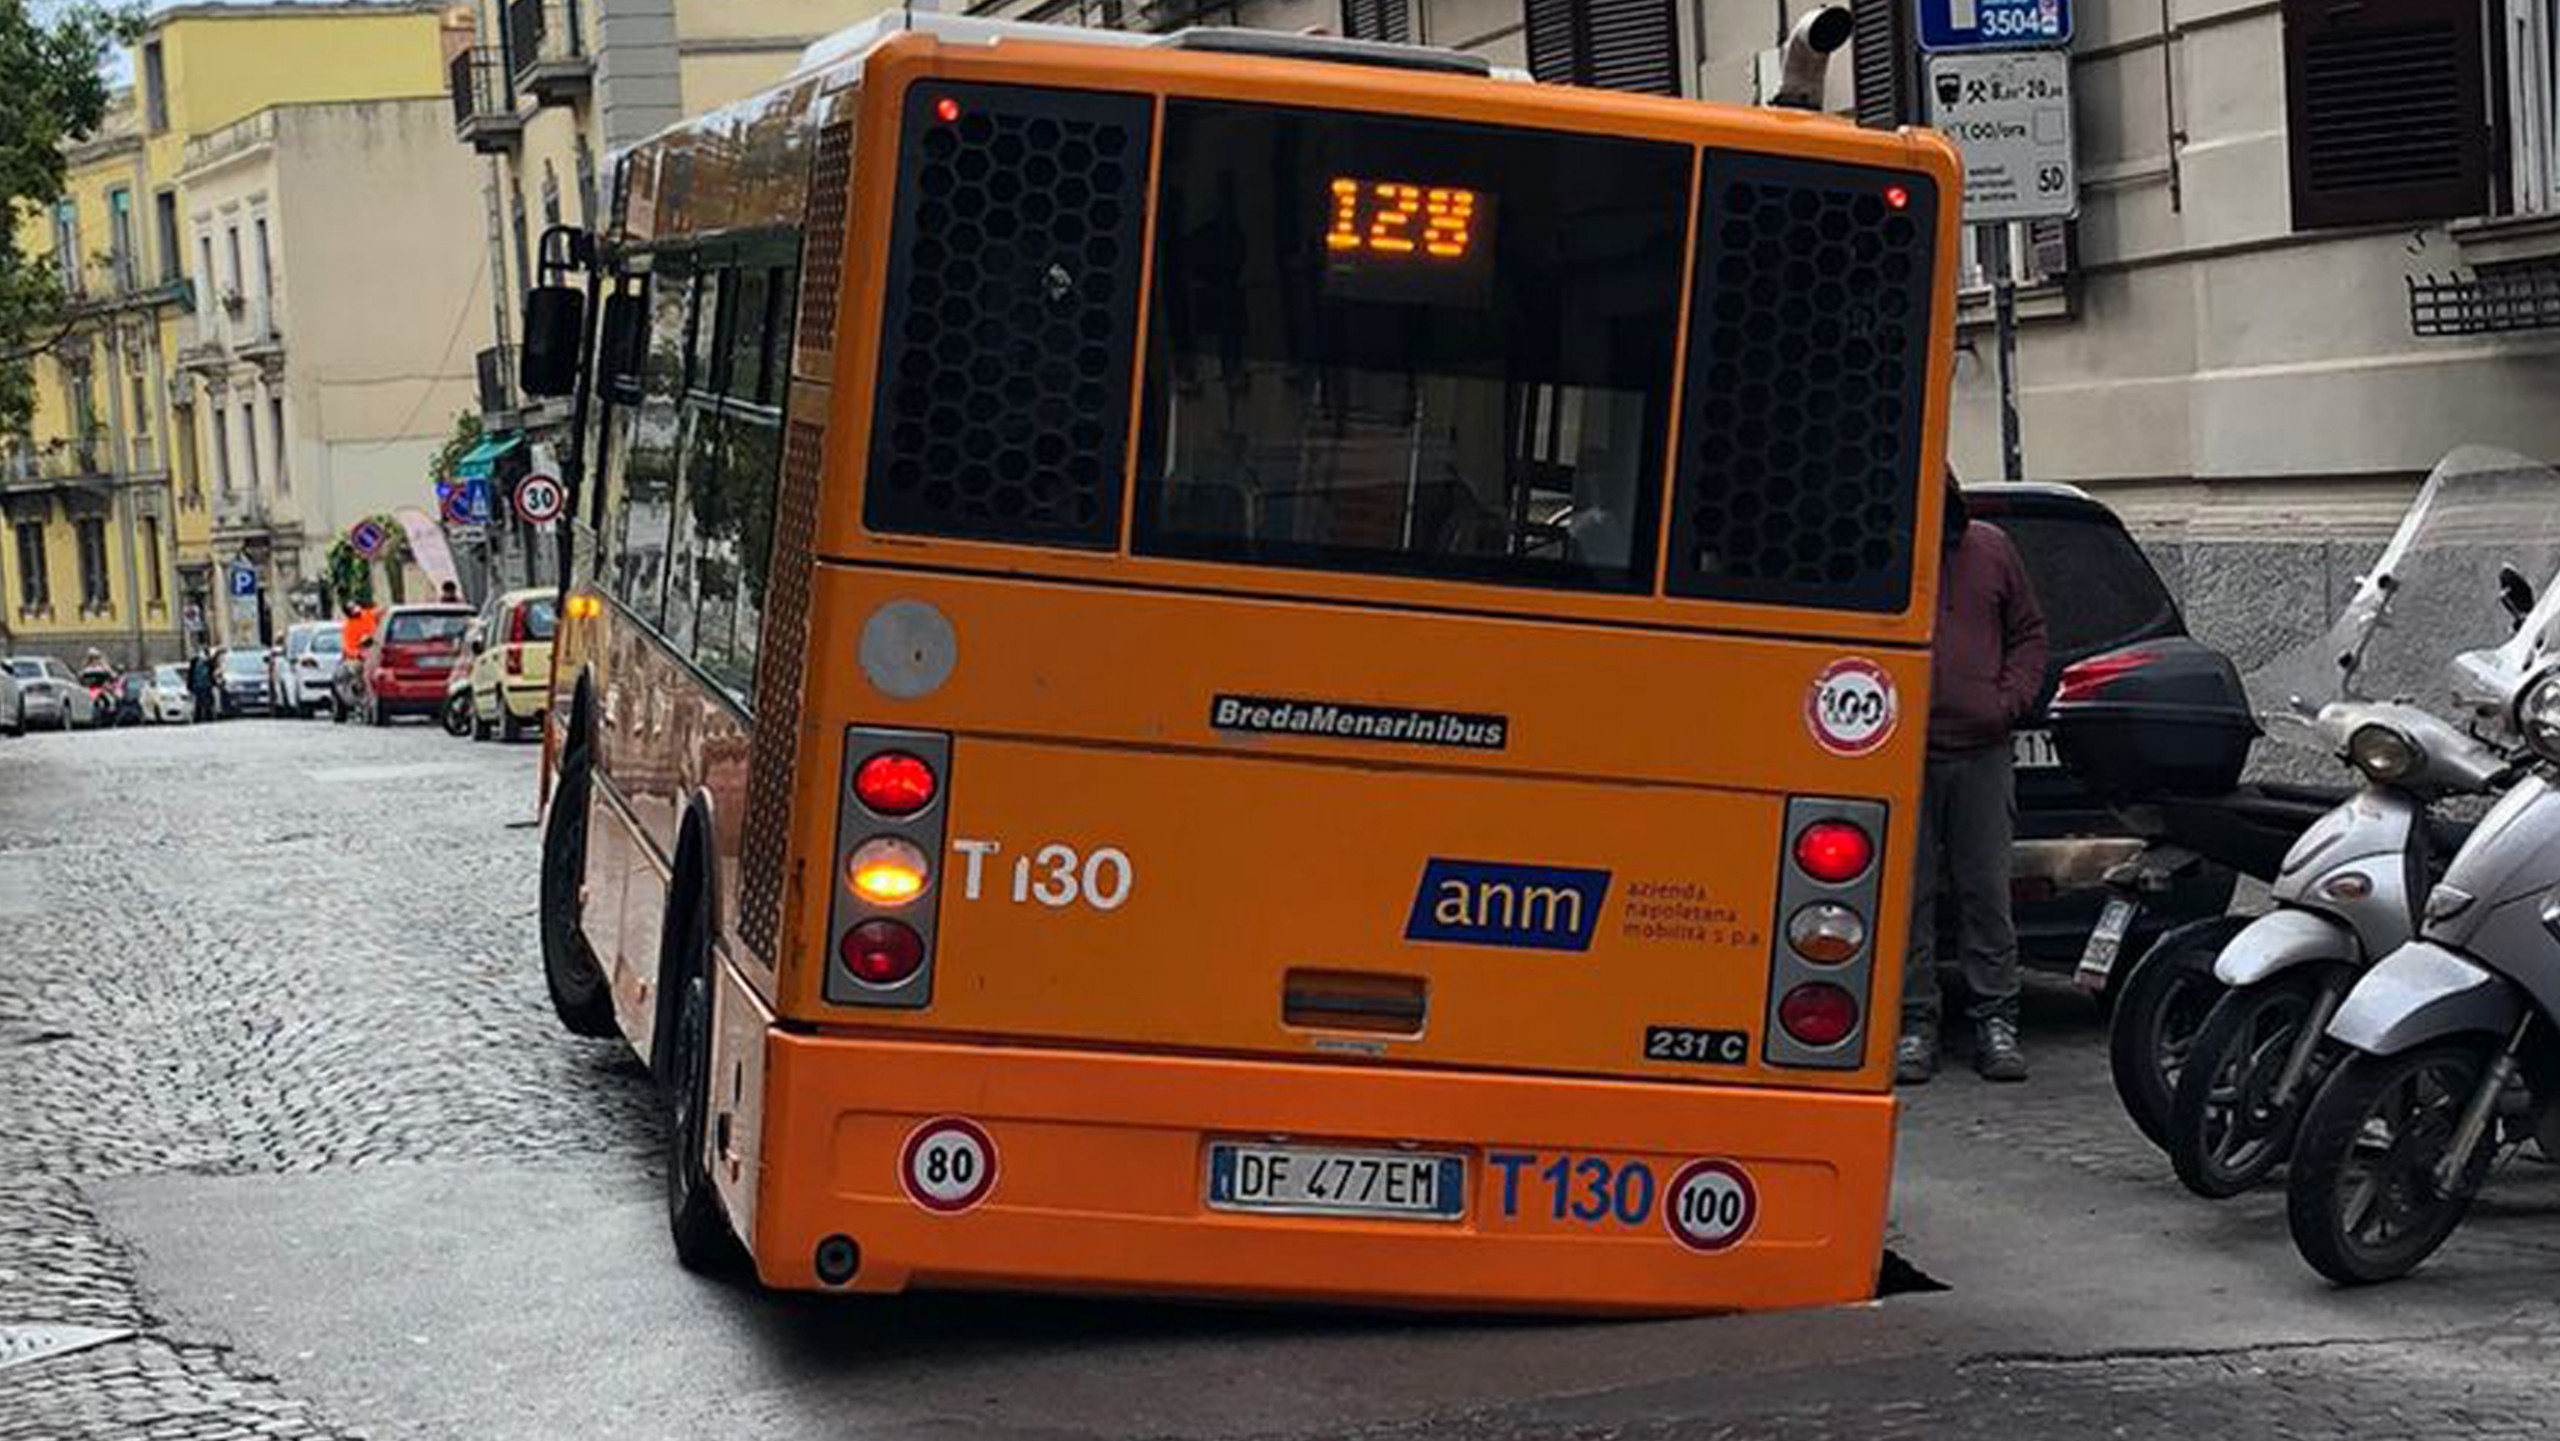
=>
[749,1033,1897,1315]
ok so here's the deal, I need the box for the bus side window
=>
[609,262,697,630]
[680,259,797,707]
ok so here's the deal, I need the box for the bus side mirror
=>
[596,289,646,404]
[521,284,585,398]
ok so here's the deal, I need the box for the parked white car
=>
[0,665,19,736]
[147,664,195,724]
[4,656,94,731]
[272,621,342,717]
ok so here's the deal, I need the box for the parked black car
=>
[1964,484,2239,981]
[213,647,275,717]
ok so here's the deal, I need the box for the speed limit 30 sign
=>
[513,468,566,526]
[1924,50,2076,224]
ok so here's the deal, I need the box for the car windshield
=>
[385,612,471,644]
[155,665,183,685]
[520,598,558,642]
[6,660,37,679]
[222,652,267,676]
[310,630,342,655]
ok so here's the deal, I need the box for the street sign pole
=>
[1985,223,2024,481]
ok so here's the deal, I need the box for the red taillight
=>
[840,919,924,985]
[1778,983,1859,1047]
[854,751,937,816]
[1793,820,1873,884]
[2054,649,2161,706]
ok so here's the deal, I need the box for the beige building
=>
[445,0,894,587]
[176,96,490,641]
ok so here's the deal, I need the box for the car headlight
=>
[2346,723,2419,782]
[2518,670,2560,763]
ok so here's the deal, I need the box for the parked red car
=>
[360,604,475,725]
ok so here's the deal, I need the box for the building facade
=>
[177,97,489,643]
[446,0,895,587]
[2,94,193,670]
[1,0,464,667]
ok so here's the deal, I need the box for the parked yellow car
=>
[467,586,556,742]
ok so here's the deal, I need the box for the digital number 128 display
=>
[1321,177,1495,306]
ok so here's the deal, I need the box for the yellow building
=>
[2,0,456,666]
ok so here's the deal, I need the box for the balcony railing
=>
[450,47,524,151]
[2,442,112,487]
[508,0,591,103]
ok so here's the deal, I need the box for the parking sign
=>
[1918,0,2070,50]
[1926,50,2078,223]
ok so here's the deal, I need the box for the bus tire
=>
[540,703,618,1039]
[661,822,746,1275]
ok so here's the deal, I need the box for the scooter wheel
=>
[2169,971,2333,1199]
[2108,929,2230,1152]
[2288,1040,2493,1285]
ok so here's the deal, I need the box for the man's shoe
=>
[1976,1018,2028,1083]
[1895,1028,1938,1085]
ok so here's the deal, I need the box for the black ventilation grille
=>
[738,416,829,962]
[866,83,1152,547]
[793,117,855,381]
[1668,152,1937,613]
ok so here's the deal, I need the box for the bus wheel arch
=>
[538,678,617,1039]
[658,796,747,1274]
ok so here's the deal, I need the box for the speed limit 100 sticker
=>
[900,1117,998,1213]
[1663,1159,1759,1253]
[1806,658,1898,757]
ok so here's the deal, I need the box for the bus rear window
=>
[1134,102,1690,593]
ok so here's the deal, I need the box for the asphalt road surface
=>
[9,719,2560,1439]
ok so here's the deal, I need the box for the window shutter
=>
[1851,0,1915,127]
[1341,0,1412,43]
[1522,0,1682,95]
[2283,0,2491,228]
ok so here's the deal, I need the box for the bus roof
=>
[789,12,1525,89]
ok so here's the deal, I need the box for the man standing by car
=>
[1900,472,2049,1085]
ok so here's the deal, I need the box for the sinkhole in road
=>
[1876,1248,1949,1297]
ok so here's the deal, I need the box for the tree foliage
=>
[0,1,135,435]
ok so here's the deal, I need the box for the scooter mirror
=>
[2500,564,2537,630]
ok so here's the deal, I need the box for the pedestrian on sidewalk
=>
[1898,470,2048,1085]
[186,647,215,723]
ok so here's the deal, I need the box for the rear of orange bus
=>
[687,25,1957,1314]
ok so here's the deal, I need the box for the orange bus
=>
[529,9,1958,1313]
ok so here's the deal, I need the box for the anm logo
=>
[1404,858,1612,953]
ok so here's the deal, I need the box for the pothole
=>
[1876,1247,1949,1297]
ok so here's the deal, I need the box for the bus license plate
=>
[2013,728,2060,770]
[1206,1143,1465,1221]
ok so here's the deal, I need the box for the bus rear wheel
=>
[663,851,746,1275]
[540,742,619,1039]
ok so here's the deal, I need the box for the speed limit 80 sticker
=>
[900,1117,998,1213]
[1806,657,1899,757]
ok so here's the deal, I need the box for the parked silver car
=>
[4,656,95,731]
[0,664,19,737]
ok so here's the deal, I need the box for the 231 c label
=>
[1645,1026,1750,1066]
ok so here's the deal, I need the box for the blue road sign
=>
[1918,0,2069,50]
[227,563,258,598]
[463,477,495,527]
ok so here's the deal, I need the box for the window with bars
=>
[1340,0,1412,43]
[1521,0,1682,95]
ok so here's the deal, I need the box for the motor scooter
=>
[2158,451,2560,1195]
[2286,448,2560,1284]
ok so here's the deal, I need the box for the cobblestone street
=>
[10,720,2560,1439]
